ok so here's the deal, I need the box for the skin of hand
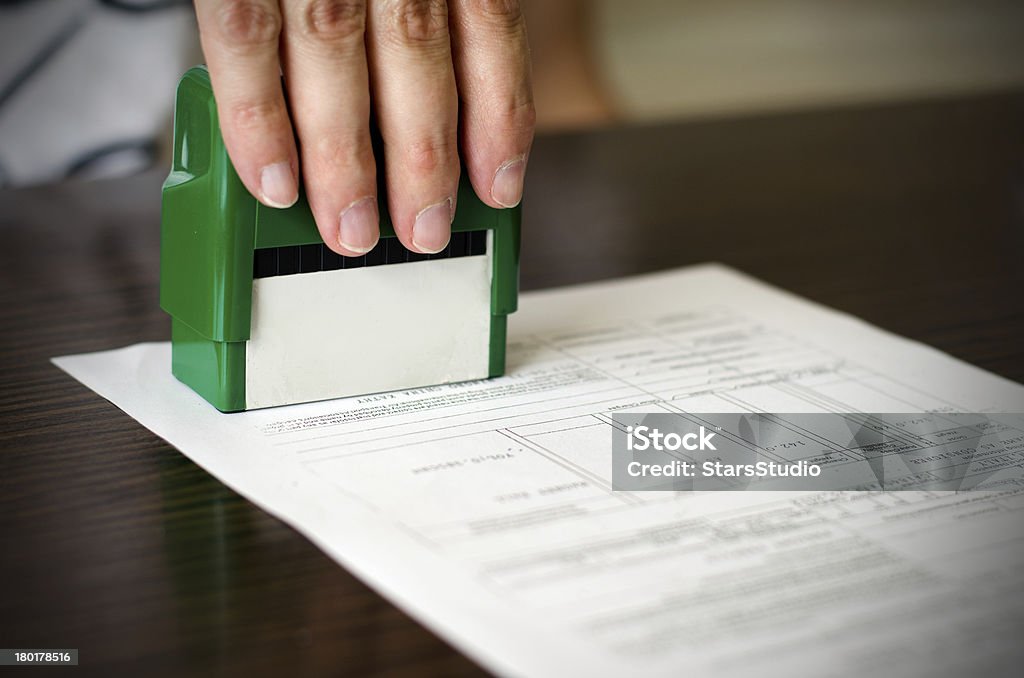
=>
[194,0,535,255]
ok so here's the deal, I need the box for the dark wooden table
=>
[2,91,1023,676]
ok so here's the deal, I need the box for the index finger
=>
[195,0,300,208]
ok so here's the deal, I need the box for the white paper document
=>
[54,264,1024,677]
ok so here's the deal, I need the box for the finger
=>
[280,0,378,255]
[367,0,460,254]
[449,0,535,208]
[195,0,299,209]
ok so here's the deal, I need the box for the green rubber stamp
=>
[160,67,520,412]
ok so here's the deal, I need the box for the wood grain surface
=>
[1,90,1023,677]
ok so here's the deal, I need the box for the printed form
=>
[55,265,1024,677]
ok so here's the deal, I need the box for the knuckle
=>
[225,98,287,132]
[507,99,536,134]
[404,136,456,175]
[214,0,281,48]
[466,0,522,28]
[309,129,374,170]
[381,0,449,47]
[299,0,366,44]
[486,97,536,138]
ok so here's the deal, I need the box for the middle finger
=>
[367,0,460,254]
[281,0,379,255]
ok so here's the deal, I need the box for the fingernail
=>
[259,162,298,208]
[490,155,526,208]
[338,197,379,254]
[412,198,453,253]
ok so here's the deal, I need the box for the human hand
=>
[194,0,534,255]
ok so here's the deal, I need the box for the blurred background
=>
[1,0,1023,187]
